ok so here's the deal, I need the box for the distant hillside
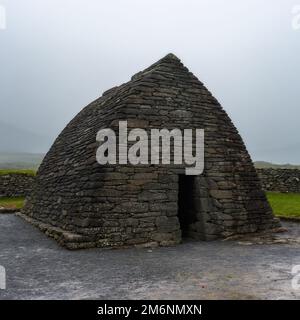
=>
[0,121,50,153]
[0,152,45,169]
[254,161,300,170]
[1,153,299,171]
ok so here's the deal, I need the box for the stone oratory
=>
[20,54,280,249]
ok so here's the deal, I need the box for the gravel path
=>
[0,214,299,300]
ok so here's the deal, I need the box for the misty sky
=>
[0,0,299,163]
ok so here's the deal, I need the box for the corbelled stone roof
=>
[20,54,280,249]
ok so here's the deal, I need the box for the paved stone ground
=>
[0,214,299,300]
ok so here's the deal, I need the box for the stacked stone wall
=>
[20,54,280,249]
[0,173,35,198]
[256,168,300,193]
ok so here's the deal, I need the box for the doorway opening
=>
[177,175,198,238]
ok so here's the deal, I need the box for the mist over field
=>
[0,0,299,164]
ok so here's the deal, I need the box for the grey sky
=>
[0,0,299,163]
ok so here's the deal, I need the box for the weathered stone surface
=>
[209,190,233,199]
[257,168,300,193]
[0,173,35,197]
[20,53,280,249]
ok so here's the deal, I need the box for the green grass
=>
[1,192,299,218]
[266,192,300,218]
[0,169,36,176]
[0,197,25,209]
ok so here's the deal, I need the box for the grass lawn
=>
[0,169,36,176]
[266,192,300,218]
[0,192,299,218]
[0,197,25,209]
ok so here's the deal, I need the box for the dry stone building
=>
[20,54,280,249]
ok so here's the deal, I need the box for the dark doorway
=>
[178,175,198,238]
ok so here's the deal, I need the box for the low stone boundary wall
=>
[0,169,299,199]
[256,168,300,193]
[0,173,35,198]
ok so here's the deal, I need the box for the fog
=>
[0,0,299,163]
